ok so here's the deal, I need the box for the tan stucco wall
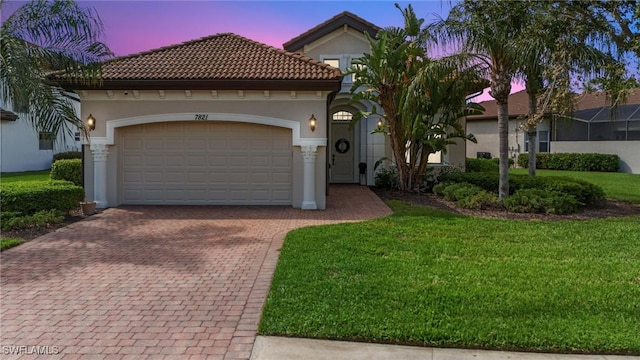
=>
[466,119,551,161]
[551,141,640,174]
[81,90,329,209]
[300,29,371,60]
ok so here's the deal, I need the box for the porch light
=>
[309,114,317,132]
[86,114,96,131]
[377,119,384,130]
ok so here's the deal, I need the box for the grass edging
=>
[258,201,640,355]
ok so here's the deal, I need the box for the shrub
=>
[53,151,82,162]
[441,172,499,193]
[542,177,606,208]
[517,153,619,172]
[51,159,82,186]
[456,190,501,210]
[442,183,484,202]
[421,165,461,192]
[1,210,64,231]
[504,189,580,215]
[375,167,400,190]
[432,182,450,196]
[0,180,84,215]
[466,158,499,173]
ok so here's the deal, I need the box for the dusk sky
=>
[2,0,525,100]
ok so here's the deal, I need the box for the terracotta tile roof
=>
[283,11,381,52]
[99,33,341,81]
[468,88,640,120]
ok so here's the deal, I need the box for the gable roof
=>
[1,108,18,121]
[56,33,342,91]
[468,88,640,120]
[283,11,381,52]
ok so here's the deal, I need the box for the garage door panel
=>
[120,121,292,205]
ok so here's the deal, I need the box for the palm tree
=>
[0,0,111,141]
[346,4,482,191]
[438,0,529,199]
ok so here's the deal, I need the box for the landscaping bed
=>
[373,188,640,221]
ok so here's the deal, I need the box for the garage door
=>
[119,121,292,205]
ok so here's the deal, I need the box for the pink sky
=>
[2,0,522,100]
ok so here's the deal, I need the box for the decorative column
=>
[301,145,318,210]
[90,144,110,208]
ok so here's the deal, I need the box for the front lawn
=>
[259,201,640,354]
[0,237,24,251]
[0,170,50,183]
[510,169,640,203]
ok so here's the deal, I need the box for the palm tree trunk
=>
[527,131,537,176]
[497,101,510,199]
[526,89,538,177]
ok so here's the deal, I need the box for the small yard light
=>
[86,114,96,131]
[309,114,317,132]
[377,119,384,130]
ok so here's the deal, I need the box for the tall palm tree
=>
[347,4,482,191]
[438,0,529,199]
[0,0,111,141]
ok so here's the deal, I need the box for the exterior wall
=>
[81,90,329,209]
[300,28,371,61]
[551,141,640,174]
[466,118,550,162]
[1,98,81,172]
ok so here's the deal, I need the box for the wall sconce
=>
[309,114,317,132]
[377,119,384,130]
[86,114,96,131]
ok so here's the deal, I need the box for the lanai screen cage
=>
[553,104,640,141]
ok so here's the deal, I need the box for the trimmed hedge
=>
[51,159,82,186]
[517,153,619,172]
[504,189,580,215]
[439,172,605,210]
[0,180,84,215]
[53,151,82,162]
[466,158,499,173]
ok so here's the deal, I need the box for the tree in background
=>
[0,0,112,141]
[438,1,528,199]
[346,4,483,191]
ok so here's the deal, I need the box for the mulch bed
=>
[372,188,640,221]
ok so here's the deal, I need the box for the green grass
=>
[0,237,24,251]
[1,170,50,183]
[510,169,640,203]
[259,201,640,354]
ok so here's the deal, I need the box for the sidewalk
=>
[250,336,639,360]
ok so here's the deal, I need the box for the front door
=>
[330,122,355,183]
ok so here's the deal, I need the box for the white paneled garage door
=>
[119,121,292,205]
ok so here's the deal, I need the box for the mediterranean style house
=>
[61,12,466,209]
[0,96,81,173]
[466,89,640,173]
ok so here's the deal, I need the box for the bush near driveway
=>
[259,202,640,354]
[50,158,82,186]
[0,180,83,215]
[52,151,82,162]
[1,238,24,251]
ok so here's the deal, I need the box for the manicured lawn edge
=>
[259,201,640,354]
[1,237,24,251]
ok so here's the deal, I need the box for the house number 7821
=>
[194,114,208,120]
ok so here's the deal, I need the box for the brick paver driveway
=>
[1,185,391,359]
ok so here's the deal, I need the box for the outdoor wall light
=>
[309,114,317,132]
[377,119,384,130]
[86,114,96,131]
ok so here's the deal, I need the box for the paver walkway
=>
[0,185,392,360]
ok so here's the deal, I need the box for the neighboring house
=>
[59,12,466,209]
[466,89,640,173]
[0,95,82,173]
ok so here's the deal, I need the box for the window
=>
[323,59,340,69]
[351,61,364,83]
[538,130,549,152]
[525,131,549,152]
[332,111,353,122]
[39,132,54,150]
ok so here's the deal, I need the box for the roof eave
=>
[283,16,380,52]
[61,79,343,92]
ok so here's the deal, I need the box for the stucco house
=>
[466,89,640,173]
[60,12,466,209]
[0,95,81,173]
